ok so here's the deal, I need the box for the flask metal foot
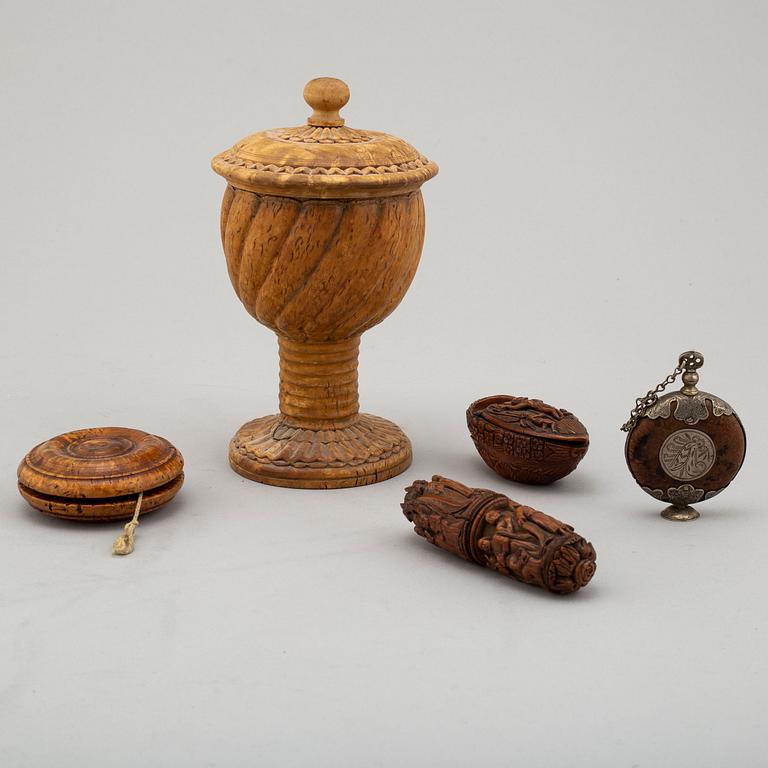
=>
[661,504,700,522]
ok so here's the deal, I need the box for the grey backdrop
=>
[1,2,766,766]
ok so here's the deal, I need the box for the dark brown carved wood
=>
[467,396,589,484]
[625,393,746,515]
[402,475,597,594]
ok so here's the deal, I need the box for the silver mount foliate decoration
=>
[646,391,734,424]
[642,485,722,504]
[622,350,747,522]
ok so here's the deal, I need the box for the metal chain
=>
[620,351,704,432]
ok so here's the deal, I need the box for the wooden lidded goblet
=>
[211,77,438,489]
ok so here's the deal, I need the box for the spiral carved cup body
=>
[220,186,425,342]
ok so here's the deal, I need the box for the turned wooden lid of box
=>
[17,427,184,521]
[211,77,438,200]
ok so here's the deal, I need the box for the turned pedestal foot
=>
[229,337,411,489]
[229,413,412,489]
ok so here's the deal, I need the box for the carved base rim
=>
[661,504,700,522]
[228,413,412,489]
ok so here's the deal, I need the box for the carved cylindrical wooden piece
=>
[402,475,597,594]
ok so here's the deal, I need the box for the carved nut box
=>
[402,475,597,594]
[212,77,438,489]
[467,396,589,484]
[17,427,184,521]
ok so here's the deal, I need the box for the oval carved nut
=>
[467,396,589,484]
[402,475,597,595]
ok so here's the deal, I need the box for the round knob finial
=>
[304,77,349,127]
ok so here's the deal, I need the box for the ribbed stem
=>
[278,337,360,428]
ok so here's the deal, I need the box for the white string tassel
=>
[112,492,143,556]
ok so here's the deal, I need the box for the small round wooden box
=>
[17,427,184,521]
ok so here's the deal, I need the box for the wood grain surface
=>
[214,78,436,488]
[17,427,184,521]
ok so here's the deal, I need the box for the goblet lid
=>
[211,77,438,200]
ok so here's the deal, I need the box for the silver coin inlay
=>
[659,429,716,481]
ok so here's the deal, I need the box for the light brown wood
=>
[303,77,349,127]
[17,427,184,521]
[19,473,184,522]
[211,78,437,200]
[213,78,437,488]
